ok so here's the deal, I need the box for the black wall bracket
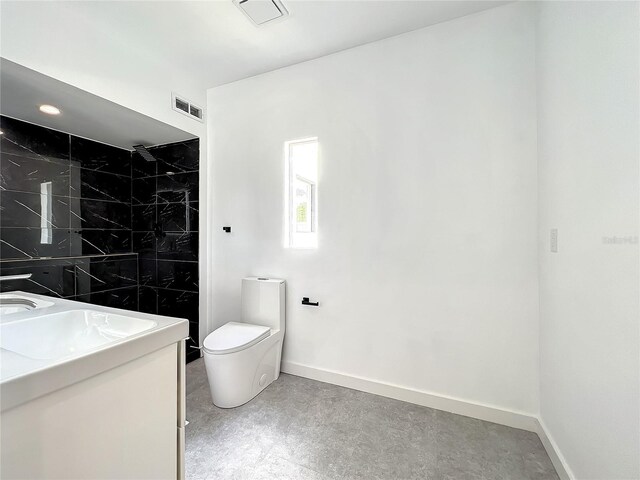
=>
[222,226,231,233]
[302,297,319,307]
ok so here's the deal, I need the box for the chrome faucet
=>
[0,273,32,282]
[0,297,37,309]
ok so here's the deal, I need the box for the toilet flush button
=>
[259,374,268,386]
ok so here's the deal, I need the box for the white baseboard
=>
[281,361,574,479]
[535,418,574,480]
[281,360,538,432]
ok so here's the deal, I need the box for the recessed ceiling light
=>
[0,130,4,135]
[39,104,61,115]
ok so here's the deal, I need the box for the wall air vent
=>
[234,0,289,26]
[172,93,204,122]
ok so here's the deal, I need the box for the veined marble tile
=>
[70,166,131,203]
[75,256,137,295]
[132,204,156,231]
[70,136,131,176]
[132,176,157,205]
[70,230,131,256]
[138,286,158,315]
[0,228,70,259]
[0,190,69,228]
[157,287,199,323]
[158,201,199,233]
[156,172,199,203]
[72,199,131,230]
[0,258,75,297]
[157,259,198,291]
[1,153,70,195]
[150,139,199,175]
[0,115,69,163]
[132,231,156,258]
[75,286,138,310]
[157,232,198,261]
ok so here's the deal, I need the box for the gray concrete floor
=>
[186,359,558,480]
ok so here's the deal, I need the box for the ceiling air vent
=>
[234,0,289,26]
[172,93,204,122]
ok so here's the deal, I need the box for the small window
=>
[285,138,318,248]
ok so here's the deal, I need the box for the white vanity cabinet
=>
[0,293,188,480]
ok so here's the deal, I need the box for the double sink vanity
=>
[0,291,189,480]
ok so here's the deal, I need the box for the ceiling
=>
[1,1,508,91]
[0,59,196,150]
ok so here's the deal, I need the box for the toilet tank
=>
[241,277,285,332]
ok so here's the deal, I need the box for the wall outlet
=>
[550,228,558,253]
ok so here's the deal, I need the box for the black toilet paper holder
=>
[302,297,319,307]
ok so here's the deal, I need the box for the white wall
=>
[537,2,640,479]
[208,3,540,415]
[0,1,205,138]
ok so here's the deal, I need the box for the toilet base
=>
[204,331,283,408]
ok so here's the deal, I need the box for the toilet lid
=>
[203,322,271,355]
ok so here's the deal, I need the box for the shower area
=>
[0,60,201,362]
[133,139,201,363]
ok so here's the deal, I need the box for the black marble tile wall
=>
[131,139,200,362]
[0,190,70,228]
[0,115,132,260]
[1,154,70,195]
[72,230,132,256]
[157,232,199,261]
[0,257,76,297]
[0,116,69,163]
[75,286,138,310]
[157,259,198,291]
[74,255,138,296]
[0,116,200,363]
[132,231,156,257]
[70,136,131,175]
[0,117,137,309]
[0,228,71,259]
[0,254,138,308]
[70,167,131,203]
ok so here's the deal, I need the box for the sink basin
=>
[1,291,188,413]
[1,310,157,360]
[1,305,33,315]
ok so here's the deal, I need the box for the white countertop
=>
[1,292,189,411]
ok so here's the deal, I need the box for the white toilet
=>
[203,277,285,408]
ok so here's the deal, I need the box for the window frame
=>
[284,137,318,249]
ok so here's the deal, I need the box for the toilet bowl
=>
[203,277,285,408]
